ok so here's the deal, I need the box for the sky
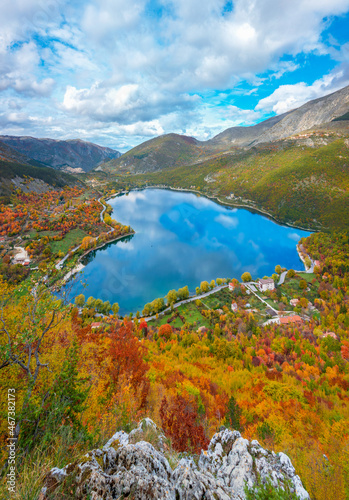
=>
[0,0,349,152]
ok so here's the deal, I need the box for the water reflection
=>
[69,189,311,314]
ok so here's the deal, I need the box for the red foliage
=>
[107,321,149,408]
[159,394,209,453]
[158,323,173,339]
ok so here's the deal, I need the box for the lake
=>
[69,188,311,314]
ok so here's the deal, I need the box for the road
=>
[144,285,229,322]
[244,283,279,314]
[55,197,116,270]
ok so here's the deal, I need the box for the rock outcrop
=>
[40,419,310,499]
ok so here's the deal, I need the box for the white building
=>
[258,278,275,292]
[231,301,238,312]
[13,246,31,266]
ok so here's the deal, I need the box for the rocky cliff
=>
[40,419,310,499]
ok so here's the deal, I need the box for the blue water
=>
[68,189,311,314]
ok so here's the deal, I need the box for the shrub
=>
[244,477,299,499]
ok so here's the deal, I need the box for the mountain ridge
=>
[102,84,349,174]
[0,135,121,173]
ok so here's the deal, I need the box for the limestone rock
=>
[40,419,310,499]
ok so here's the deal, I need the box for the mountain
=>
[103,84,349,174]
[0,139,81,196]
[0,136,121,173]
[105,133,208,174]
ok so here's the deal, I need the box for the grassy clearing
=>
[149,302,210,328]
[50,228,88,255]
[201,288,231,309]
[37,230,60,237]
[280,274,320,304]
[297,272,317,283]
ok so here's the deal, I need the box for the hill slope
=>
[0,136,121,173]
[108,122,349,229]
[103,85,349,174]
[0,140,81,196]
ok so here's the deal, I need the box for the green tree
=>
[152,297,165,313]
[241,272,252,282]
[275,264,282,274]
[225,396,242,432]
[166,289,177,305]
[286,269,295,278]
[178,286,189,300]
[216,278,222,286]
[102,300,111,315]
[86,296,96,308]
[210,279,216,289]
[112,302,120,315]
[299,279,307,290]
[200,281,210,293]
[196,287,200,295]
[244,478,299,500]
[74,294,85,308]
[143,303,152,316]
[20,339,90,452]
[94,298,104,313]
[0,271,70,450]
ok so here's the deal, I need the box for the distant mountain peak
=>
[0,135,121,173]
[101,84,349,174]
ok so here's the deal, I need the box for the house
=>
[258,278,275,292]
[279,315,303,325]
[12,246,31,266]
[231,301,238,312]
[290,299,299,307]
[91,322,103,329]
[229,282,236,291]
[322,331,338,340]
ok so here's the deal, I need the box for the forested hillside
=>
[1,229,349,498]
[103,128,349,230]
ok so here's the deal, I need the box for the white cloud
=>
[0,42,55,96]
[82,0,146,41]
[288,232,301,242]
[215,214,239,229]
[1,0,349,147]
[256,64,349,114]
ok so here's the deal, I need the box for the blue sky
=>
[0,0,349,152]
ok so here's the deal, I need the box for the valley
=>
[1,86,349,500]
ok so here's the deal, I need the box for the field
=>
[49,228,88,255]
[200,288,231,309]
[280,273,320,303]
[148,301,211,329]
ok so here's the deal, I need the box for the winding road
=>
[144,284,229,322]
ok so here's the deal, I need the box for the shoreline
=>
[111,185,319,233]
[56,185,314,311]
[57,231,135,287]
[77,231,135,264]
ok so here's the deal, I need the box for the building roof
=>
[259,278,274,284]
[279,315,303,325]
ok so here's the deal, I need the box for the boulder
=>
[40,419,310,499]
